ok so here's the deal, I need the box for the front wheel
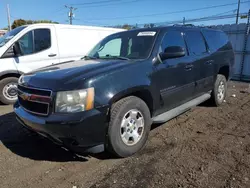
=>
[106,96,152,158]
[210,74,227,106]
[0,77,19,105]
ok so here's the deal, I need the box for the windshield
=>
[87,30,157,60]
[0,26,27,47]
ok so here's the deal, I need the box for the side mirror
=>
[160,46,185,61]
[13,42,22,56]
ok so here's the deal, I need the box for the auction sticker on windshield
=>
[137,31,156,36]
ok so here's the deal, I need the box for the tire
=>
[106,96,152,158]
[210,74,227,106]
[0,77,19,105]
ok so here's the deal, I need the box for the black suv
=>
[14,26,234,157]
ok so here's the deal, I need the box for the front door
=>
[153,30,195,115]
[13,25,59,73]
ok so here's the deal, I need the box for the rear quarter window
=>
[202,30,230,52]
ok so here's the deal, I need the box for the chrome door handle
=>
[185,64,193,70]
[205,60,214,65]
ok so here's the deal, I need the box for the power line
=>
[50,7,66,16]
[71,0,124,6]
[78,0,140,8]
[75,11,249,27]
[74,11,248,27]
[145,12,248,26]
[212,9,237,16]
[86,0,250,21]
[105,12,247,28]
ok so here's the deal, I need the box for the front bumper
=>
[14,102,109,151]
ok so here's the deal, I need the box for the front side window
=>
[17,28,51,56]
[88,30,157,60]
[161,31,186,53]
[18,31,34,55]
[185,30,207,55]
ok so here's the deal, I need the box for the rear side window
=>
[34,29,51,52]
[161,31,186,53]
[184,30,207,55]
[202,30,229,52]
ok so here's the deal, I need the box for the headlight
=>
[55,88,94,113]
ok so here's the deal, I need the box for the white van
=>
[0,24,125,104]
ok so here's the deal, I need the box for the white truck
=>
[0,24,125,104]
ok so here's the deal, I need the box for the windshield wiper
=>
[81,55,97,60]
[104,55,130,60]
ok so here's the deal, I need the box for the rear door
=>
[154,30,195,113]
[14,25,59,73]
[184,30,213,96]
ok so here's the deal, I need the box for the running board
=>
[152,93,211,123]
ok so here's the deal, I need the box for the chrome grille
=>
[17,85,52,116]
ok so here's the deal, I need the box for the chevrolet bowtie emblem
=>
[18,91,51,103]
[19,93,31,101]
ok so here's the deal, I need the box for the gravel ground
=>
[0,81,250,188]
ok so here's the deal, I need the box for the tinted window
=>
[202,30,229,51]
[185,30,207,55]
[17,29,51,56]
[34,29,51,52]
[18,31,34,55]
[161,31,186,53]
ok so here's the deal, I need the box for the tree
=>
[26,20,33,25]
[109,24,138,30]
[11,19,59,29]
[12,19,26,29]
[121,24,132,30]
[1,27,8,30]
[132,24,139,29]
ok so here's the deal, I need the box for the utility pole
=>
[65,5,77,25]
[236,0,241,24]
[7,4,11,31]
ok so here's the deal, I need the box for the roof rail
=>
[173,24,196,27]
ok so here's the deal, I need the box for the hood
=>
[21,59,133,90]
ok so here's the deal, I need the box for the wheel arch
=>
[218,65,230,80]
[108,86,154,117]
[0,70,23,81]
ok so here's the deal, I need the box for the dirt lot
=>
[0,81,250,188]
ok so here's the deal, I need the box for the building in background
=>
[0,30,7,37]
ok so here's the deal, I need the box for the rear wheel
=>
[210,74,227,106]
[0,77,19,105]
[106,96,152,158]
